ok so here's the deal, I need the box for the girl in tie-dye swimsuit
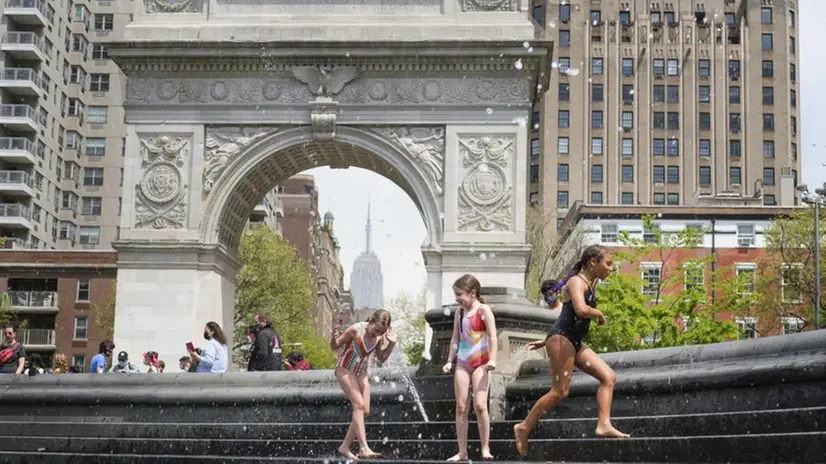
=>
[330,309,395,461]
[443,274,498,462]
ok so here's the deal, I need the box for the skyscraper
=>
[350,200,384,310]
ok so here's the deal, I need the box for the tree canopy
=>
[385,284,428,366]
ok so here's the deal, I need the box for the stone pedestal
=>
[113,241,240,366]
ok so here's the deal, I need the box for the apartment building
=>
[530,0,802,231]
[0,250,116,371]
[0,0,127,251]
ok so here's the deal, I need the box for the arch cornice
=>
[199,125,443,250]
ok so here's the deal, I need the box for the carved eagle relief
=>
[291,66,359,97]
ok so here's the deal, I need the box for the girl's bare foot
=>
[337,446,358,460]
[481,447,494,460]
[446,453,468,462]
[358,449,382,459]
[595,423,631,438]
[513,423,530,456]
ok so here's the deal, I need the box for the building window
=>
[558,110,570,128]
[592,84,604,102]
[92,44,108,60]
[763,167,776,186]
[622,85,634,104]
[729,59,741,78]
[729,113,741,132]
[90,74,110,92]
[621,192,633,205]
[558,137,570,154]
[761,7,772,24]
[667,166,679,184]
[763,140,775,158]
[85,138,106,156]
[667,193,679,205]
[621,139,633,157]
[667,139,679,157]
[792,143,798,160]
[653,112,665,129]
[590,191,603,204]
[83,167,104,186]
[789,36,795,54]
[94,13,114,30]
[87,106,108,123]
[790,63,796,82]
[699,139,711,158]
[762,60,774,78]
[653,59,665,76]
[79,226,101,245]
[736,317,758,339]
[764,194,777,206]
[559,83,570,100]
[653,165,665,184]
[653,85,665,103]
[559,30,570,47]
[781,264,803,303]
[684,263,705,292]
[74,317,88,339]
[77,280,91,301]
[591,58,603,75]
[59,222,75,240]
[666,59,679,76]
[790,89,796,108]
[698,59,710,78]
[698,85,710,103]
[737,224,755,247]
[601,224,619,243]
[736,263,756,295]
[729,86,741,105]
[699,112,711,130]
[667,112,679,130]
[763,113,775,131]
[558,163,570,182]
[532,3,545,26]
[81,197,102,216]
[653,139,665,156]
[557,57,570,72]
[781,317,804,335]
[621,112,633,129]
[762,87,774,105]
[591,111,603,128]
[530,165,539,183]
[666,85,679,103]
[653,193,665,205]
[559,3,570,22]
[761,33,773,51]
[622,58,634,76]
[729,140,742,157]
[699,166,712,185]
[621,165,633,183]
[730,166,742,185]
[529,192,540,205]
[591,164,603,183]
[641,263,662,296]
[591,137,603,155]
[557,191,569,209]
[71,355,86,372]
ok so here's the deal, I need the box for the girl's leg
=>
[471,366,493,460]
[447,366,472,461]
[340,373,374,452]
[335,368,379,458]
[513,335,576,456]
[575,347,630,438]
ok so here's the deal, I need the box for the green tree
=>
[235,225,334,369]
[92,281,117,339]
[525,204,559,303]
[753,207,825,330]
[588,215,739,353]
[386,284,428,366]
[0,292,22,331]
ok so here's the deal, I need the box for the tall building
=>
[350,201,384,310]
[247,190,284,236]
[0,0,127,250]
[530,0,802,230]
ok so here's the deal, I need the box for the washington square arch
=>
[109,0,552,363]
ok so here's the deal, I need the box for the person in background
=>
[191,321,228,373]
[0,326,25,375]
[143,351,161,373]
[248,314,281,371]
[24,352,46,377]
[90,340,115,374]
[286,351,312,371]
[52,354,69,374]
[158,360,166,373]
[68,365,82,373]
[179,356,192,372]
[110,351,140,373]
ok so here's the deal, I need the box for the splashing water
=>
[398,370,430,422]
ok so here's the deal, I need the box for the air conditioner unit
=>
[738,236,753,248]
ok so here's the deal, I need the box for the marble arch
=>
[109,0,552,365]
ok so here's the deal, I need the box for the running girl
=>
[442,274,498,461]
[514,245,629,457]
[330,309,396,460]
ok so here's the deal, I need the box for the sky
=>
[304,0,826,301]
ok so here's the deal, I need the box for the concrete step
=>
[1,431,823,462]
[3,406,823,441]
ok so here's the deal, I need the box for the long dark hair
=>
[551,245,608,294]
[206,321,228,346]
[540,279,560,306]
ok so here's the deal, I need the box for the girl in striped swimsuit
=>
[442,274,498,461]
[330,309,395,460]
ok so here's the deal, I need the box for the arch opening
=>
[201,126,443,254]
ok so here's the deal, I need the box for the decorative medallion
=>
[460,0,517,12]
[456,136,515,232]
[262,81,282,101]
[135,135,190,229]
[475,79,498,101]
[157,80,178,100]
[144,0,202,14]
[368,81,388,101]
[422,81,441,101]
[209,81,229,101]
[140,162,183,204]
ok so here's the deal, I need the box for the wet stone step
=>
[4,406,824,440]
[2,432,824,463]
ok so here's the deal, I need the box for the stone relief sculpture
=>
[456,136,514,232]
[290,66,359,98]
[135,136,190,229]
[373,127,445,195]
[144,0,202,14]
[460,0,517,11]
[203,127,277,196]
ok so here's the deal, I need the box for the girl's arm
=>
[331,325,356,351]
[375,328,396,363]
[567,278,603,319]
[444,307,461,368]
[199,342,217,369]
[481,304,498,366]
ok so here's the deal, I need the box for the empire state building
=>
[350,201,384,310]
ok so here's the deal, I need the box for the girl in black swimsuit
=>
[514,245,630,456]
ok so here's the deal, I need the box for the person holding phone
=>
[189,321,228,373]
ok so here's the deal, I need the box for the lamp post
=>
[797,183,825,329]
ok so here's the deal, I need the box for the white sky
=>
[304,0,825,301]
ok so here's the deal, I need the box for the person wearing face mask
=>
[90,340,115,374]
[189,321,228,373]
[247,313,282,372]
[110,351,140,373]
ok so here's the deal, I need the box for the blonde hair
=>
[52,354,68,374]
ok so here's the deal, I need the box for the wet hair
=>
[453,274,486,304]
[206,321,228,346]
[366,309,392,327]
[540,279,560,306]
[551,245,609,294]
[98,340,115,354]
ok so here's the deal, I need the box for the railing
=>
[19,328,56,346]
[0,68,41,87]
[0,104,37,120]
[1,32,45,52]
[0,203,31,220]
[0,170,34,188]
[6,290,57,308]
[0,137,37,155]
[5,0,53,22]
[0,237,29,249]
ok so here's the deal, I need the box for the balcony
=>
[1,32,46,61]
[0,104,38,132]
[0,137,38,165]
[6,290,58,313]
[19,329,56,349]
[3,0,52,26]
[0,237,30,249]
[0,203,33,229]
[0,171,35,197]
[0,68,43,96]
[251,202,269,218]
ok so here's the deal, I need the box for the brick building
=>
[0,250,117,371]
[551,202,807,337]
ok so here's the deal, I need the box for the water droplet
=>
[479,252,488,260]
[563,371,568,376]
[586,361,591,367]
[383,436,389,444]
[514,59,524,70]
[523,41,531,49]
[485,108,493,115]
[489,252,496,258]
[398,394,405,401]
[443,308,451,316]
[551,61,559,69]
[418,433,423,439]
